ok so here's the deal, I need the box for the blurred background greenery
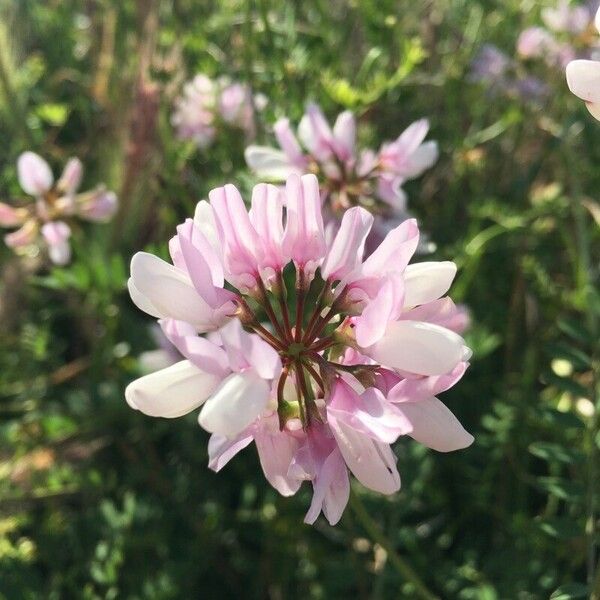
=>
[0,0,599,598]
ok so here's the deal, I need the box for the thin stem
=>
[349,491,438,600]
[276,271,293,340]
[303,281,331,342]
[303,305,338,346]
[293,363,308,428]
[295,267,305,342]
[301,360,324,394]
[304,288,347,346]
[256,278,289,342]
[238,298,286,352]
[276,363,290,430]
[309,335,335,354]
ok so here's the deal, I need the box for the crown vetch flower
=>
[566,7,600,120]
[244,104,438,225]
[126,173,473,525]
[0,152,117,264]
[172,75,260,149]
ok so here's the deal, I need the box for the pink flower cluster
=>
[0,152,117,265]
[471,2,599,102]
[172,75,264,149]
[517,0,596,68]
[245,104,438,224]
[126,173,472,525]
[567,7,600,119]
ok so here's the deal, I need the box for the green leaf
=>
[550,583,589,599]
[546,342,591,370]
[537,407,584,429]
[537,477,584,502]
[541,371,590,398]
[529,442,584,464]
[557,318,593,345]
[35,103,69,126]
[536,517,581,540]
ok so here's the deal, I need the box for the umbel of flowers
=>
[126,174,472,525]
[244,104,438,239]
[517,0,597,69]
[172,74,263,149]
[0,152,117,265]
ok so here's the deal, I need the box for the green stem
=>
[349,491,438,600]
[563,137,600,588]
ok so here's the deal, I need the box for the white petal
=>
[403,261,457,307]
[199,371,270,437]
[129,252,225,331]
[17,152,53,196]
[365,320,467,376]
[397,397,473,452]
[586,101,600,121]
[244,145,298,180]
[125,359,221,418]
[566,59,600,104]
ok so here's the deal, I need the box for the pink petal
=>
[159,318,230,377]
[57,158,83,195]
[209,184,262,289]
[249,183,287,272]
[176,218,234,307]
[321,207,373,281]
[401,141,439,179]
[332,111,356,162]
[297,103,334,161]
[273,117,306,166]
[282,174,326,272]
[77,189,118,222]
[218,319,281,380]
[17,152,53,196]
[327,380,412,443]
[254,415,302,496]
[354,275,404,347]
[304,447,349,525]
[0,202,25,227]
[359,218,419,279]
[208,432,254,472]
[330,418,401,494]
[5,221,37,248]
[389,362,468,402]
[400,297,469,333]
[41,221,71,245]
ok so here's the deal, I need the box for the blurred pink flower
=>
[0,151,118,264]
[542,0,591,34]
[126,173,472,525]
[172,75,262,148]
[245,103,438,228]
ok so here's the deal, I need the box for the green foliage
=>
[0,0,598,598]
